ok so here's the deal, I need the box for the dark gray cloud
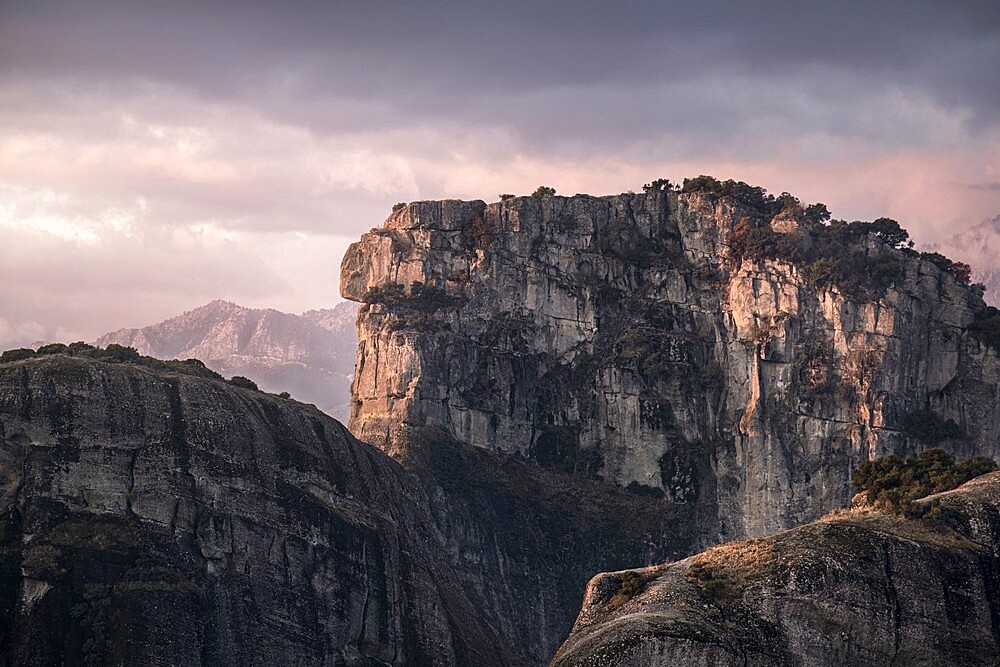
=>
[0,0,998,346]
[2,0,998,146]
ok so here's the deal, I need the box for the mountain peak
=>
[96,299,358,420]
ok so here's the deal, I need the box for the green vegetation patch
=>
[727,216,908,299]
[362,281,466,311]
[970,305,1000,354]
[683,538,774,606]
[682,175,798,217]
[607,570,647,610]
[678,174,974,299]
[852,448,997,518]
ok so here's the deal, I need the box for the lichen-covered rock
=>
[0,355,508,666]
[341,189,1000,539]
[551,471,1000,666]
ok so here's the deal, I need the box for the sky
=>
[1,0,999,347]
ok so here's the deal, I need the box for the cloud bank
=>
[1,0,998,345]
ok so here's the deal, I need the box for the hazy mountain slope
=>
[552,472,1000,666]
[928,214,1000,306]
[97,300,358,420]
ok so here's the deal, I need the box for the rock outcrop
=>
[341,188,1000,539]
[0,354,700,665]
[98,300,359,421]
[552,471,1000,666]
[0,354,509,665]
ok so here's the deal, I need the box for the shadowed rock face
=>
[552,472,1000,667]
[389,425,708,663]
[0,355,508,666]
[341,191,1000,540]
[0,356,702,665]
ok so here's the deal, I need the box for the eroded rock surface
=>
[0,355,506,666]
[341,190,1000,539]
[0,355,698,665]
[552,471,1000,666]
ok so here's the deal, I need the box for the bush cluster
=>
[918,251,973,286]
[607,570,646,609]
[681,175,798,217]
[642,178,675,193]
[229,375,259,391]
[362,283,406,304]
[852,448,996,518]
[726,217,909,298]
[685,561,734,604]
[970,305,1000,354]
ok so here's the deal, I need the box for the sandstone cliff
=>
[551,471,1000,666]
[98,300,359,421]
[341,185,1000,539]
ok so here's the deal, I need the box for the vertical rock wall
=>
[341,189,1000,538]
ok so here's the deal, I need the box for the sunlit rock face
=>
[342,189,1000,540]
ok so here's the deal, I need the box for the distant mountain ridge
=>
[97,299,358,420]
[928,214,1000,306]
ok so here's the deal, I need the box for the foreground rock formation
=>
[98,299,359,421]
[341,186,1000,539]
[552,471,1000,666]
[0,354,697,665]
[0,354,504,665]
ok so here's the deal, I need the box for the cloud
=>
[0,0,997,347]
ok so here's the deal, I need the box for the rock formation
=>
[341,186,1000,540]
[5,181,998,666]
[98,300,358,421]
[0,353,513,665]
[552,471,1000,666]
[0,353,700,665]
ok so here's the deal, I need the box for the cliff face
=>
[0,354,700,666]
[341,190,1000,539]
[0,355,508,666]
[552,471,1000,666]
[98,300,359,421]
